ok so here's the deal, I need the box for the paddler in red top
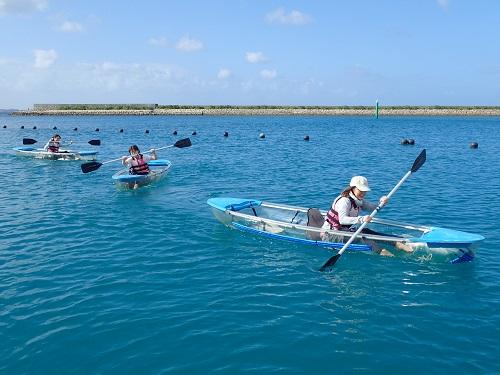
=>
[43,134,62,153]
[121,145,157,175]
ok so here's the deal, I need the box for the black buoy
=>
[407,138,415,145]
[173,130,178,135]
[53,126,57,130]
[304,135,310,141]
[470,142,479,149]
[95,128,99,132]
[400,138,409,145]
[192,131,197,135]
[145,129,149,134]
[33,126,37,130]
[223,131,229,137]
[20,125,24,129]
[119,129,124,133]
[259,133,265,139]
[73,127,78,131]
[2,125,6,129]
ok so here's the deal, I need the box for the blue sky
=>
[1,0,499,108]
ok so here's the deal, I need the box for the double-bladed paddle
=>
[319,149,427,272]
[80,137,192,174]
[22,138,101,146]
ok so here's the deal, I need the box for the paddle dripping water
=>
[0,114,499,373]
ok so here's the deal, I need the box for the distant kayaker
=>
[121,145,157,175]
[43,134,62,153]
[321,176,413,255]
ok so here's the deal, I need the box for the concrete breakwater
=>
[12,107,500,116]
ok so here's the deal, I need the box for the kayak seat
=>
[306,208,324,241]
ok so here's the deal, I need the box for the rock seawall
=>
[12,108,500,116]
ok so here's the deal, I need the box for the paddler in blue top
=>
[121,145,157,175]
[321,176,413,255]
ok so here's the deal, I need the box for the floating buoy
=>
[400,138,410,145]
[145,129,149,134]
[173,130,178,135]
[33,126,37,130]
[259,133,266,139]
[223,131,229,137]
[408,138,415,145]
[53,126,57,130]
[2,125,6,129]
[73,127,78,131]
[470,142,479,149]
[20,125,24,129]
[95,128,99,132]
[304,135,310,141]
[119,129,124,133]
[192,131,197,135]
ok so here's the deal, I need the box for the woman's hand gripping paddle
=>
[80,137,192,174]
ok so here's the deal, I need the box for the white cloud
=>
[265,8,312,25]
[176,36,203,52]
[437,0,450,10]
[246,52,267,64]
[0,0,47,15]
[217,68,231,79]
[57,21,83,33]
[260,69,277,79]
[148,37,167,46]
[34,49,57,68]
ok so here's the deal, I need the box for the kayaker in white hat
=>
[321,176,413,255]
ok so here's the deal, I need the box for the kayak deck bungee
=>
[13,146,98,161]
[112,159,172,189]
[207,198,485,263]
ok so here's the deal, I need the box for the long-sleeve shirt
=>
[321,192,376,231]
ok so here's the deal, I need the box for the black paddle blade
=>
[23,138,37,145]
[81,161,103,174]
[319,254,341,272]
[411,149,426,173]
[88,139,101,146]
[174,138,192,148]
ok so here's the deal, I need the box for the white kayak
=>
[13,146,98,161]
[112,159,172,189]
[208,198,485,264]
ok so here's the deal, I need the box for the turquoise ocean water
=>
[1,114,499,373]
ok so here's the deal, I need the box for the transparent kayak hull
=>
[207,198,485,263]
[13,146,98,161]
[112,159,171,190]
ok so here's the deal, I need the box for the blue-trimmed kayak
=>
[207,197,485,263]
[13,146,98,161]
[112,159,171,189]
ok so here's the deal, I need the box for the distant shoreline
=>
[11,106,500,116]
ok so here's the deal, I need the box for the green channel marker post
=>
[375,100,379,119]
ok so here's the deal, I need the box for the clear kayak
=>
[207,197,485,264]
[13,146,98,161]
[112,159,172,190]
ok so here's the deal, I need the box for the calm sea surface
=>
[1,114,499,374]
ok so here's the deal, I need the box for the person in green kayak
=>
[321,175,414,256]
[121,145,157,175]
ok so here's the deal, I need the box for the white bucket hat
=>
[350,176,371,192]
